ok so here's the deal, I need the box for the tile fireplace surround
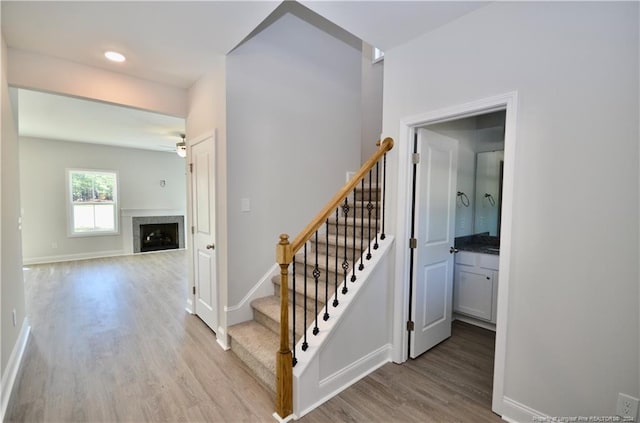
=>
[121,209,186,254]
[132,215,185,253]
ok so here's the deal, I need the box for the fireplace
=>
[140,223,179,252]
[132,215,185,253]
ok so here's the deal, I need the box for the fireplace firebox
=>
[140,223,179,252]
[132,215,184,253]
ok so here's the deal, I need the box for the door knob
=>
[206,244,215,250]
[449,247,458,254]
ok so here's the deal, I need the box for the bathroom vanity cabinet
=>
[453,251,499,324]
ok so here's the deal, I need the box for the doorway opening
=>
[16,88,188,265]
[408,108,505,347]
[394,92,517,417]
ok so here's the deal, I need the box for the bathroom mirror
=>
[474,151,504,237]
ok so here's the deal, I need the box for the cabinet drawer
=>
[455,251,476,266]
[479,254,499,270]
[456,251,498,270]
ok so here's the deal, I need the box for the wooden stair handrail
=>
[274,137,393,420]
[290,137,394,254]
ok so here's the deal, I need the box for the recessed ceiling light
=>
[104,51,126,63]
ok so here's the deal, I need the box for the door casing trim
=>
[391,91,518,416]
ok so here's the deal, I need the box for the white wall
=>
[186,56,228,329]
[361,42,384,161]
[8,49,187,118]
[383,2,639,418]
[19,137,187,263]
[1,32,27,381]
[225,11,362,306]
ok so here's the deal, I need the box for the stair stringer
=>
[291,235,395,419]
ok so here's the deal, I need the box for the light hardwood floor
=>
[6,251,502,422]
[299,321,502,423]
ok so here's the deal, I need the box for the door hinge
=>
[189,163,193,173]
[412,153,420,164]
[409,238,417,249]
[191,225,195,234]
[192,286,196,295]
[407,320,415,331]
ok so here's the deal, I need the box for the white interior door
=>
[191,134,218,332]
[410,128,458,358]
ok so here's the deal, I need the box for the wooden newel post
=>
[275,234,293,418]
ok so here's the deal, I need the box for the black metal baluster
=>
[366,169,373,260]
[292,261,297,366]
[324,219,330,321]
[374,161,380,250]
[313,232,320,335]
[341,198,350,294]
[380,152,387,240]
[302,244,308,351]
[358,178,365,271]
[333,208,339,307]
[350,190,357,282]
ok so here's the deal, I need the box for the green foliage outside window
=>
[71,172,115,202]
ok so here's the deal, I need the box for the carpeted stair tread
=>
[311,235,364,258]
[227,321,278,391]
[271,273,335,309]
[313,233,361,248]
[251,295,307,340]
[294,251,359,274]
[327,215,380,228]
[353,185,380,191]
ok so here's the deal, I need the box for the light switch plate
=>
[241,198,251,212]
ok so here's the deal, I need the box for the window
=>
[373,47,385,63]
[67,169,118,235]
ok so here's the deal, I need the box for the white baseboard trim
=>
[224,263,279,326]
[1,319,31,422]
[501,396,548,423]
[185,298,194,314]
[216,326,230,351]
[453,314,496,332]
[23,249,126,265]
[272,412,294,423]
[319,343,391,390]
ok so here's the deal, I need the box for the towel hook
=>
[457,191,470,207]
[484,193,496,207]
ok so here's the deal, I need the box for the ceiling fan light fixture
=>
[176,134,187,158]
[104,51,126,63]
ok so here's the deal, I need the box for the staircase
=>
[227,186,380,394]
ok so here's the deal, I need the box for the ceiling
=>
[18,89,185,152]
[2,1,489,151]
[2,1,282,88]
[299,1,487,52]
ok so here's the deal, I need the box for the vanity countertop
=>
[455,234,500,255]
[457,244,500,255]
